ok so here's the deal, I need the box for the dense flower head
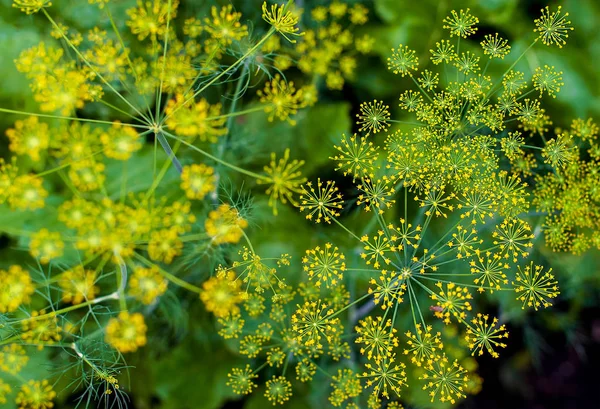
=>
[105,312,147,353]
[291,300,340,348]
[262,1,302,43]
[100,122,142,160]
[0,265,35,313]
[0,380,11,404]
[29,229,65,265]
[204,5,248,46]
[420,355,468,404]
[15,380,56,409]
[480,33,511,59]
[227,365,258,395]
[205,204,248,245]
[331,133,379,181]
[13,0,52,15]
[355,316,399,362]
[126,0,179,41]
[258,74,304,125]
[21,311,62,346]
[264,375,293,405]
[404,324,443,367]
[387,45,418,77]
[180,164,217,200]
[6,116,49,162]
[361,355,407,399]
[59,266,99,304]
[128,265,168,305]
[329,368,362,406]
[0,344,29,374]
[200,270,244,317]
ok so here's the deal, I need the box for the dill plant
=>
[0,1,596,409]
[201,4,592,409]
[0,0,311,407]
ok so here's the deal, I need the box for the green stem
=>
[161,130,267,180]
[0,108,148,129]
[161,28,275,125]
[18,292,119,325]
[133,252,202,294]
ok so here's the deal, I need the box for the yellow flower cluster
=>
[105,312,147,353]
[0,265,35,313]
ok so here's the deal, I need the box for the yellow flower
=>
[101,122,142,161]
[513,262,559,310]
[128,265,168,305]
[404,324,443,366]
[7,174,48,210]
[204,5,248,45]
[0,344,29,374]
[430,282,472,324]
[227,365,258,395]
[349,4,369,25]
[258,74,303,125]
[264,375,293,405]
[298,178,344,224]
[13,0,52,15]
[361,355,407,399]
[465,314,508,358]
[355,316,398,361]
[59,266,99,305]
[420,355,468,404]
[180,164,217,200]
[443,9,479,38]
[257,149,306,215]
[147,228,183,264]
[291,300,340,348]
[67,159,105,192]
[105,312,147,353]
[29,229,65,264]
[0,380,11,404]
[164,94,227,142]
[302,243,346,288]
[200,270,244,317]
[534,6,573,48]
[205,204,248,245]
[0,265,35,313]
[15,380,56,409]
[126,0,179,41]
[356,100,390,135]
[21,311,62,347]
[6,116,49,161]
[262,1,303,43]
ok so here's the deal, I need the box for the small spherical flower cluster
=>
[205,204,248,245]
[15,380,56,409]
[0,265,35,313]
[180,164,217,200]
[128,266,168,305]
[105,312,147,353]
